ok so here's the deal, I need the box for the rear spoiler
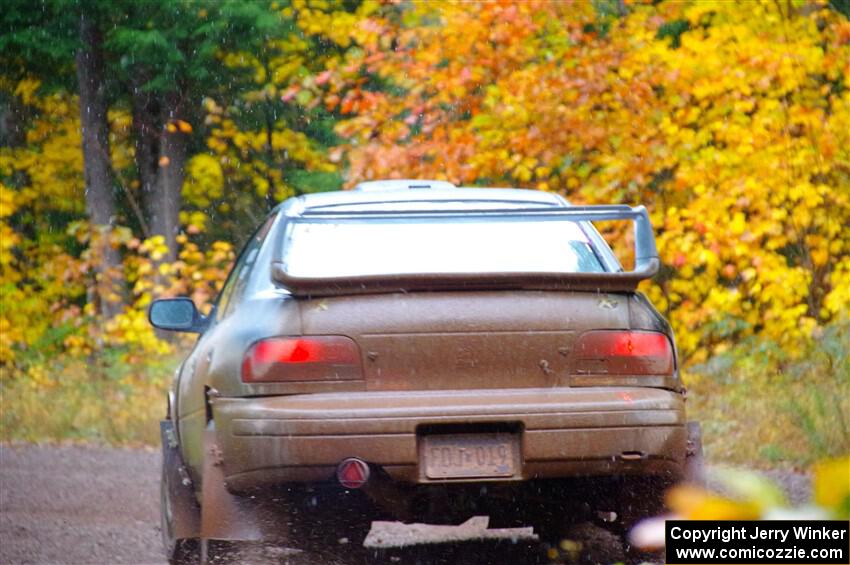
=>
[272,205,660,296]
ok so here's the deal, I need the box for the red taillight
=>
[575,330,674,375]
[242,336,362,383]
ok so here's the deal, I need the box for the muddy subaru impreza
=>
[150,180,701,563]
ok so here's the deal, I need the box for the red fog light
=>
[336,458,370,489]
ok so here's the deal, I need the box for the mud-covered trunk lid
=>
[298,291,629,391]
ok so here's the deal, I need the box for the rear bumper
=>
[213,387,687,491]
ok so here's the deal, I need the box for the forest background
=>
[0,0,848,470]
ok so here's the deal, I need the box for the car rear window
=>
[281,217,606,278]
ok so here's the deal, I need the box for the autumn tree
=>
[310,0,850,361]
[1,0,125,318]
[105,0,273,260]
[171,0,390,246]
[0,0,381,359]
[4,0,844,371]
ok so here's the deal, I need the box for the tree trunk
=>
[130,78,159,239]
[0,94,27,148]
[76,12,124,319]
[149,93,186,263]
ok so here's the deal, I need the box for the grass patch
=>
[686,321,850,469]
[0,350,178,446]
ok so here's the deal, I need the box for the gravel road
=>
[0,443,164,565]
[0,443,812,565]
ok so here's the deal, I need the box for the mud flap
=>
[161,420,201,540]
[199,427,289,543]
[684,421,705,485]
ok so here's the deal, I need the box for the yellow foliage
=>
[183,153,224,208]
[0,84,93,361]
[105,309,170,356]
[667,484,762,520]
[0,85,84,214]
[0,76,236,364]
[328,0,850,362]
[813,457,850,511]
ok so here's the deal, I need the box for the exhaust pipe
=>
[336,457,370,489]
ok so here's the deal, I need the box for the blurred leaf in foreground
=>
[813,457,850,519]
[630,459,849,551]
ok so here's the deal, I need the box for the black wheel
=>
[562,521,625,565]
[161,463,200,565]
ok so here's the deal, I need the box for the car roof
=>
[278,186,568,217]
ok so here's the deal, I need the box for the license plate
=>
[421,433,520,479]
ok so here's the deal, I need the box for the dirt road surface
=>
[0,443,811,565]
[1,444,164,565]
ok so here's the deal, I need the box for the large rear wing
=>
[272,204,660,296]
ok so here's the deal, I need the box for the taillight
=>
[574,330,674,375]
[241,336,362,383]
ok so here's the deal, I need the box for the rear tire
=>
[564,522,625,565]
